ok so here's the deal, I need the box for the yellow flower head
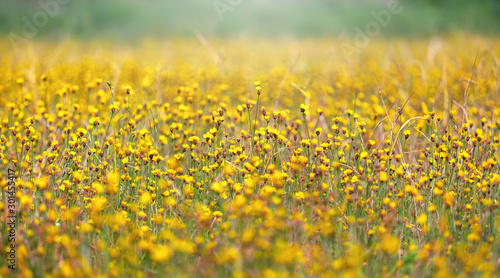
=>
[106,171,119,194]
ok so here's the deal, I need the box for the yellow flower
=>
[80,223,94,233]
[167,157,179,169]
[405,185,418,196]
[150,245,173,263]
[381,234,400,254]
[210,182,224,194]
[106,171,119,194]
[165,196,176,206]
[271,170,287,188]
[92,182,105,194]
[241,228,255,244]
[417,213,428,225]
[140,191,152,205]
[467,233,480,242]
[443,191,455,206]
[90,197,107,212]
[124,85,133,94]
[73,171,83,183]
[109,103,119,113]
[428,203,437,212]
[222,161,236,176]
[294,192,306,200]
[379,172,388,182]
[300,104,309,113]
[404,130,411,139]
[459,151,470,159]
[34,176,49,190]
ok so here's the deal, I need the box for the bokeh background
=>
[1,0,500,41]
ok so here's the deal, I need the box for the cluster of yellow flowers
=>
[1,36,500,277]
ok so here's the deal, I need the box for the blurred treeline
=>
[0,0,499,39]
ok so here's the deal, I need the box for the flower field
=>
[1,36,500,277]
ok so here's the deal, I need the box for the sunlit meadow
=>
[1,35,500,277]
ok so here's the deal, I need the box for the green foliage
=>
[0,0,499,39]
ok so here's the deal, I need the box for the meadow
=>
[1,35,500,277]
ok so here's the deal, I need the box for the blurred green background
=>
[1,0,500,40]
